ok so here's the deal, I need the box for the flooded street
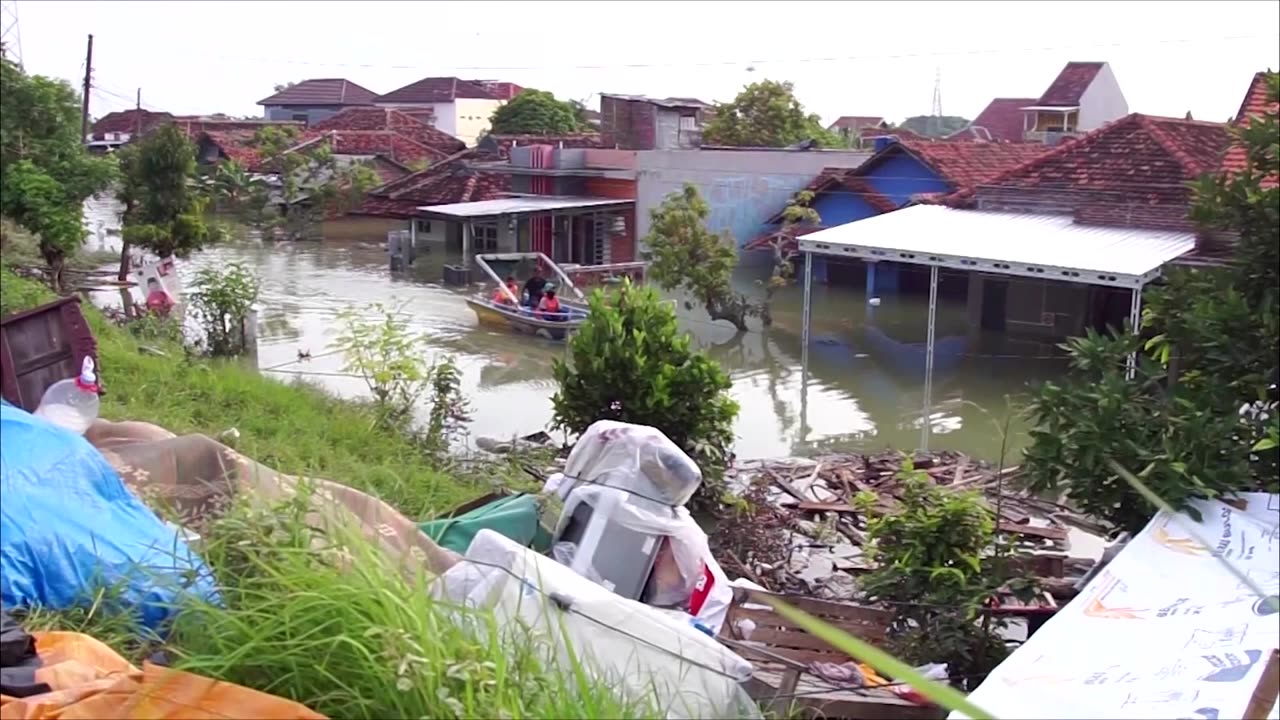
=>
[84,197,1068,461]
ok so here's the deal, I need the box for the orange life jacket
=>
[541,296,561,314]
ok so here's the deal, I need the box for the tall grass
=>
[166,493,664,719]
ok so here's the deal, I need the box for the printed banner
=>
[955,492,1280,720]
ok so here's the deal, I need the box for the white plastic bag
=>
[557,420,703,506]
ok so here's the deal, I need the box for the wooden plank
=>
[745,626,863,654]
[1244,649,1279,720]
[795,501,860,514]
[729,607,888,642]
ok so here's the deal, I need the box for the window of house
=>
[291,113,308,123]
[678,114,698,131]
[415,220,432,234]
[472,223,499,252]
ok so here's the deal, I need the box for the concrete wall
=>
[263,105,347,126]
[636,149,871,249]
[1078,63,1129,131]
[454,97,503,146]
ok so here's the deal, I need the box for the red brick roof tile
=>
[293,130,448,166]
[90,109,175,139]
[951,98,1037,143]
[351,151,510,219]
[898,139,1052,189]
[468,81,524,101]
[309,107,465,155]
[981,114,1231,202]
[1038,62,1105,107]
[199,130,265,171]
[257,78,379,107]
[1222,71,1278,187]
[374,77,501,104]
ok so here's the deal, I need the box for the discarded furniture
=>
[718,588,945,720]
[1,296,99,412]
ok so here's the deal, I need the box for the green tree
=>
[0,52,116,290]
[552,281,740,509]
[488,89,581,134]
[702,80,841,148]
[897,115,972,139]
[758,190,822,326]
[642,184,755,331]
[249,127,380,240]
[856,460,1033,689]
[119,124,213,262]
[1022,73,1280,534]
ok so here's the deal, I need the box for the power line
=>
[194,32,1278,73]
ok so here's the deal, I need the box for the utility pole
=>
[80,33,93,142]
[135,88,143,135]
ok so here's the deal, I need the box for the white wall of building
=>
[1077,64,1129,131]
[453,97,504,146]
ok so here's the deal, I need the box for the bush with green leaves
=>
[188,263,261,357]
[1023,73,1279,534]
[855,458,1032,690]
[551,281,739,509]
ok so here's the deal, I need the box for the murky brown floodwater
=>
[83,196,1069,462]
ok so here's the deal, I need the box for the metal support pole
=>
[463,221,473,269]
[1126,285,1143,380]
[921,265,939,452]
[801,251,814,370]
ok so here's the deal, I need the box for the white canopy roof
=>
[797,205,1197,288]
[418,196,632,219]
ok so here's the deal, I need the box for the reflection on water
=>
[83,197,1067,461]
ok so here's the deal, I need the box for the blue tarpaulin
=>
[0,404,218,629]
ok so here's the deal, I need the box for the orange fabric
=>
[492,283,519,305]
[539,296,561,314]
[0,632,324,720]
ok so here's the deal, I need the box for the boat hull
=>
[466,297,587,342]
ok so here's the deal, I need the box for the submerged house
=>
[748,137,1049,288]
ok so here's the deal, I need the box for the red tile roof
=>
[309,107,465,155]
[898,139,1053,189]
[351,151,510,219]
[176,118,304,136]
[952,98,1037,143]
[1222,71,1278,187]
[1037,62,1106,107]
[199,130,265,170]
[256,78,379,107]
[367,156,413,186]
[468,81,524,101]
[90,109,175,139]
[829,116,886,131]
[374,77,501,104]
[292,130,448,167]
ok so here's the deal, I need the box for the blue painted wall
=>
[782,146,955,286]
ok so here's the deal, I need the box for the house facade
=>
[951,61,1129,144]
[827,116,889,146]
[373,77,508,146]
[256,79,379,126]
[599,94,712,150]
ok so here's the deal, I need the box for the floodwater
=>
[83,197,1069,462]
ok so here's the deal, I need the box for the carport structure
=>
[796,205,1197,450]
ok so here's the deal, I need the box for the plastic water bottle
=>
[34,356,100,435]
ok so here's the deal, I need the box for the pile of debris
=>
[713,451,1110,604]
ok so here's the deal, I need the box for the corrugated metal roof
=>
[798,205,1196,287]
[418,196,632,218]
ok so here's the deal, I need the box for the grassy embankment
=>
[1,260,675,719]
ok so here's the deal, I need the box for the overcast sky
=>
[10,1,1280,124]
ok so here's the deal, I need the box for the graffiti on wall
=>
[703,174,802,248]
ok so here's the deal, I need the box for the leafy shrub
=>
[332,302,470,450]
[856,458,1029,689]
[0,262,54,317]
[188,263,260,357]
[551,281,739,509]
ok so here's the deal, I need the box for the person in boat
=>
[144,277,175,317]
[492,276,520,306]
[522,268,549,308]
[537,287,565,322]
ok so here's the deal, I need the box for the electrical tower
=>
[1,0,23,69]
[929,67,943,137]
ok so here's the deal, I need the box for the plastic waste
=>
[0,403,218,630]
[33,356,100,435]
[555,420,704,507]
[433,529,760,720]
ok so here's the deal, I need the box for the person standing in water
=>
[522,268,548,308]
